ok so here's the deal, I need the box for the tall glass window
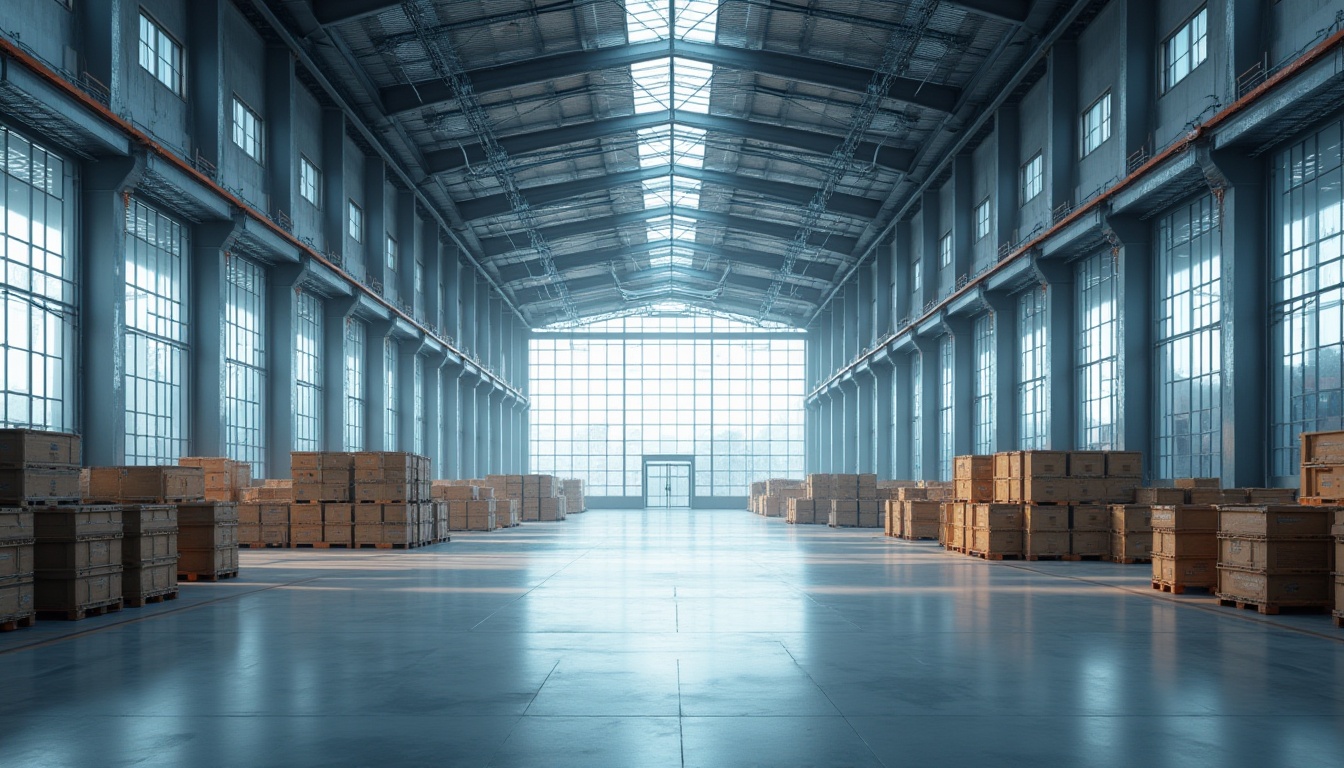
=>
[384,337,398,449]
[972,312,995,454]
[1077,251,1118,449]
[344,318,365,451]
[528,313,804,497]
[124,200,188,464]
[224,257,265,475]
[413,354,425,455]
[1156,195,1222,479]
[1271,120,1344,477]
[0,127,75,431]
[1018,287,1049,449]
[910,351,922,477]
[938,335,954,481]
[294,292,323,452]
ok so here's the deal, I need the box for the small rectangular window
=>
[299,156,320,207]
[232,97,262,162]
[974,197,991,241]
[138,12,183,95]
[386,235,398,272]
[1080,92,1112,157]
[1163,7,1208,92]
[911,258,922,292]
[348,201,363,243]
[938,233,953,268]
[1021,153,1043,203]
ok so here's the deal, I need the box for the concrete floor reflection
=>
[1,508,1342,767]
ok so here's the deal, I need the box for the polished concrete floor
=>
[2,509,1343,767]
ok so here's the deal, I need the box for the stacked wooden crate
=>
[825,474,883,528]
[485,474,566,523]
[762,479,807,519]
[0,507,35,631]
[1109,503,1155,564]
[177,457,251,502]
[562,478,586,514]
[1216,504,1337,615]
[350,453,434,547]
[33,505,124,620]
[287,452,352,547]
[1023,503,1069,560]
[1300,430,1344,505]
[436,483,498,532]
[236,480,292,547]
[120,504,178,606]
[177,502,239,581]
[1150,504,1219,594]
[969,503,1024,559]
[897,486,946,540]
[1334,509,1344,628]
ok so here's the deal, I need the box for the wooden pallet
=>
[1217,597,1331,616]
[124,589,179,608]
[1334,612,1343,628]
[1025,554,1067,561]
[968,550,1023,561]
[83,496,201,504]
[1151,580,1211,595]
[240,542,286,549]
[900,535,938,541]
[1299,497,1342,506]
[178,569,239,582]
[15,497,82,507]
[38,599,123,621]
[293,542,352,549]
[1063,554,1107,561]
[0,612,36,631]
[1109,556,1152,565]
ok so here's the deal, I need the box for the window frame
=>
[231,95,263,163]
[1079,91,1112,158]
[347,200,364,243]
[938,232,953,269]
[137,10,185,96]
[385,234,398,273]
[974,197,991,242]
[1161,6,1209,93]
[299,155,321,207]
[1021,153,1044,203]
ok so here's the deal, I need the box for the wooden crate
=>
[259,525,288,546]
[973,503,1023,529]
[1301,430,1344,465]
[257,504,288,526]
[1217,568,1332,610]
[1070,531,1110,557]
[1026,530,1069,558]
[954,455,994,480]
[1111,531,1153,562]
[1019,451,1067,478]
[1110,505,1152,533]
[1104,452,1143,478]
[1067,451,1107,478]
[180,523,237,549]
[323,524,352,545]
[1243,488,1298,504]
[123,558,177,604]
[291,525,323,545]
[323,503,353,524]
[178,546,238,579]
[120,504,177,535]
[123,532,176,563]
[1175,477,1221,489]
[1154,529,1218,558]
[1134,487,1186,505]
[0,509,34,543]
[0,429,81,467]
[970,528,1022,556]
[34,537,122,570]
[289,503,323,526]
[0,467,81,505]
[86,467,204,503]
[1152,555,1217,591]
[1300,465,1342,499]
[0,540,34,579]
[953,478,994,502]
[1218,505,1333,537]
[1217,536,1332,573]
[34,506,123,540]
[0,577,35,625]
[1150,505,1218,531]
[1019,476,1072,503]
[1070,504,1108,531]
[293,482,351,502]
[237,524,260,545]
[34,565,123,617]
[993,477,1020,503]
[1024,504,1068,531]
[179,502,239,526]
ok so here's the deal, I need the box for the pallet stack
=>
[33,505,124,620]
[969,503,1024,559]
[1109,504,1154,563]
[895,487,946,540]
[177,502,239,581]
[1150,504,1218,594]
[1023,503,1069,559]
[1334,508,1344,628]
[177,457,251,502]
[0,507,34,631]
[1300,430,1344,505]
[0,429,82,507]
[120,504,178,607]
[1215,504,1337,615]
[755,479,807,519]
[562,478,586,514]
[485,474,566,523]
[434,483,497,531]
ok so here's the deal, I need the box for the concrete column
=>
[874,234,894,338]
[1048,39,1079,214]
[264,45,295,225]
[443,247,461,342]
[985,292,1019,451]
[81,157,143,466]
[474,383,489,475]
[364,158,388,293]
[892,354,913,479]
[874,361,894,478]
[397,340,419,452]
[857,273,874,353]
[265,264,304,477]
[913,336,940,481]
[441,364,461,477]
[1035,259,1076,450]
[1105,215,1153,475]
[457,370,475,477]
[952,154,973,288]
[948,317,974,460]
[1119,0,1155,162]
[321,109,346,257]
[397,193,418,309]
[75,0,132,114]
[521,402,531,473]
[857,371,875,474]
[1207,150,1268,487]
[815,392,830,472]
[919,190,939,311]
[322,297,358,451]
[839,379,855,472]
[893,221,913,326]
[186,0,226,169]
[188,221,240,459]
[424,349,447,476]
[994,105,1020,254]
[365,321,393,449]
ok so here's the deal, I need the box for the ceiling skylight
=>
[625,1,719,284]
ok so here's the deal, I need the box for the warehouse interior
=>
[2,0,1344,765]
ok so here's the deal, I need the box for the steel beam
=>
[312,0,401,26]
[497,240,837,285]
[425,111,916,173]
[380,40,961,115]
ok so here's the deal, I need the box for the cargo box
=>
[123,558,177,602]
[1218,505,1333,537]
[0,540,34,579]
[1067,451,1106,478]
[1150,505,1218,531]
[176,502,240,525]
[1070,531,1110,556]
[1104,452,1143,478]
[1301,430,1344,465]
[123,532,176,563]
[0,577,34,620]
[1217,537,1332,573]
[0,508,33,543]
[1153,529,1218,558]
[34,506,123,540]
[34,565,122,614]
[0,467,82,504]
[323,524,352,544]
[1024,504,1068,531]
[86,467,204,502]
[1217,567,1332,607]
[1154,555,1216,588]
[0,429,81,467]
[178,546,238,577]
[1026,530,1069,557]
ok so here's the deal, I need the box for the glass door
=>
[644,461,691,508]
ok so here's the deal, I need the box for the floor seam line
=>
[778,640,889,768]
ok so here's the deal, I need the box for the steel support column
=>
[265,265,304,477]
[322,297,359,451]
[874,361,895,478]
